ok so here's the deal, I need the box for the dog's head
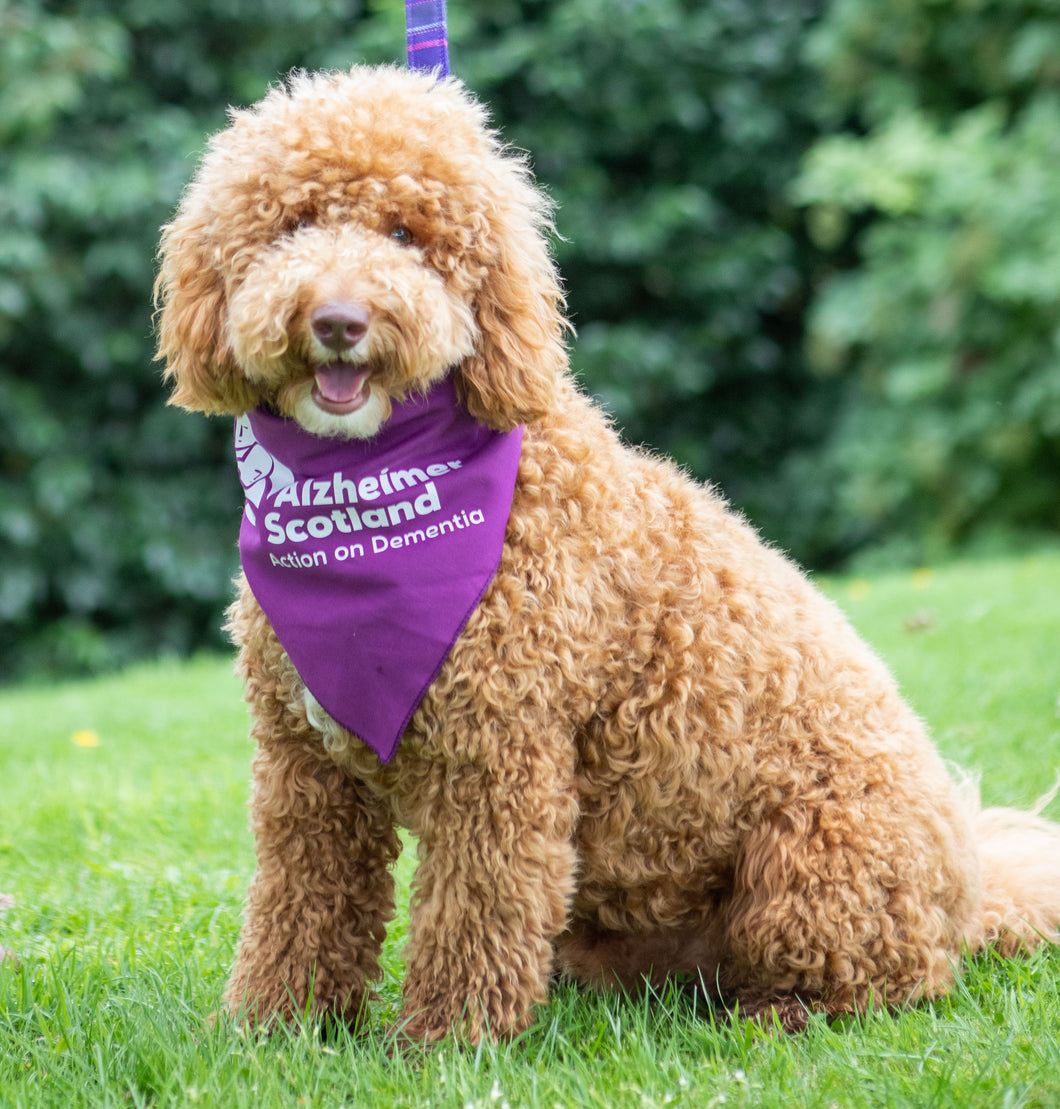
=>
[155,66,566,437]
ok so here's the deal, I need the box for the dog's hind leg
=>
[224,732,400,1028]
[722,793,976,1029]
[395,717,579,1044]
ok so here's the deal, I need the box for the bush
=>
[6,0,1058,679]
[0,1,382,678]
[2,0,837,679]
[796,0,1060,562]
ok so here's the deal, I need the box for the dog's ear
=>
[458,171,569,431]
[153,217,259,415]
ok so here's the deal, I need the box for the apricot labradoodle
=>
[155,65,1060,1042]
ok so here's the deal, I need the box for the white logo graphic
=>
[234,415,295,525]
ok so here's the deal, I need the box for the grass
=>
[1,551,1059,1108]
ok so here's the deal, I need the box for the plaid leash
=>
[405,0,449,76]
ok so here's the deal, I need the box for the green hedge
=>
[2,0,1058,679]
[797,0,1060,563]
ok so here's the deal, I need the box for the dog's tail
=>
[959,773,1060,956]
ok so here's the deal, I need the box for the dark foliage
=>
[2,0,1057,679]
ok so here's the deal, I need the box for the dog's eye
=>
[389,225,416,247]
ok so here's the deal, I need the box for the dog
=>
[154,65,1060,1042]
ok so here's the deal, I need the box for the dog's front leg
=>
[224,733,400,1028]
[397,732,578,1043]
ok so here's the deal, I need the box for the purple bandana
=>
[235,377,521,762]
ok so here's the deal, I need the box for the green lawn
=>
[2,553,1059,1108]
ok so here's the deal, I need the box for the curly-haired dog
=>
[155,66,1060,1041]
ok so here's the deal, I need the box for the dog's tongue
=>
[314,363,369,404]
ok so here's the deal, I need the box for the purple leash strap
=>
[406,0,449,76]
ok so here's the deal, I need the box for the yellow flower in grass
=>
[71,730,100,748]
[847,580,872,601]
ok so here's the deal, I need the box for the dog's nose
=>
[311,302,370,352]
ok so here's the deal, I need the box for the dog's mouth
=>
[311,362,374,415]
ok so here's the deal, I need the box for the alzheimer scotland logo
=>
[235,414,487,569]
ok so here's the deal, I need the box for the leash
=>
[405,0,450,76]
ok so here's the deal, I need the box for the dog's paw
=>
[379,1012,461,1058]
[732,993,815,1034]
[388,998,532,1049]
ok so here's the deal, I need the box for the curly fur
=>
[155,65,1060,1041]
